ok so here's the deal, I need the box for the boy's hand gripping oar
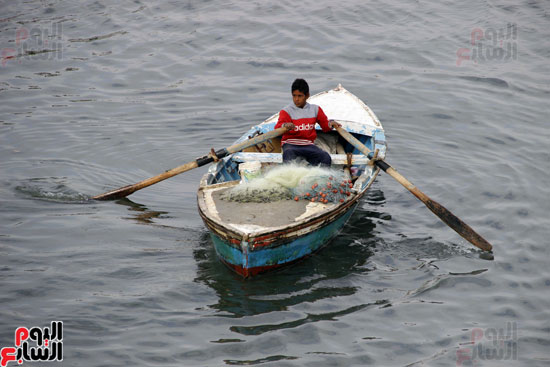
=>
[93,127,288,201]
[336,127,493,252]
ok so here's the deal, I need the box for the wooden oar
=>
[93,127,288,200]
[336,127,493,252]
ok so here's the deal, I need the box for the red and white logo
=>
[0,321,63,366]
[294,123,314,131]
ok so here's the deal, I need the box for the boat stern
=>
[206,203,358,277]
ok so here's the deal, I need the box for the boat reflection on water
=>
[192,189,387,319]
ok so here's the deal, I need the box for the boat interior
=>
[198,131,376,233]
[207,131,374,184]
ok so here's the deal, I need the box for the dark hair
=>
[291,78,309,95]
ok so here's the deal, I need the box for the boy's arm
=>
[317,107,332,132]
[275,110,295,130]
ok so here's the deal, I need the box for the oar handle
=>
[93,127,288,200]
[335,127,493,252]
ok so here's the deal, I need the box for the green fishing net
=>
[220,163,353,203]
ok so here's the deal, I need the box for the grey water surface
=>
[1,0,549,366]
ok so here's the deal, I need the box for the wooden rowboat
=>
[197,84,387,277]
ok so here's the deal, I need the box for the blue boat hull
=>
[208,202,359,277]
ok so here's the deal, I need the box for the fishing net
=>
[220,176,292,203]
[291,168,354,204]
[220,163,353,203]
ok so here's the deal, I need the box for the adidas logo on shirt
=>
[295,123,314,131]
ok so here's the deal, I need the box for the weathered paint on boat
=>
[197,85,385,277]
[209,202,359,277]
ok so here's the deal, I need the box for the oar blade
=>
[93,185,137,201]
[93,160,199,201]
[381,164,493,252]
[423,197,493,252]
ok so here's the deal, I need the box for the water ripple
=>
[1,0,549,366]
